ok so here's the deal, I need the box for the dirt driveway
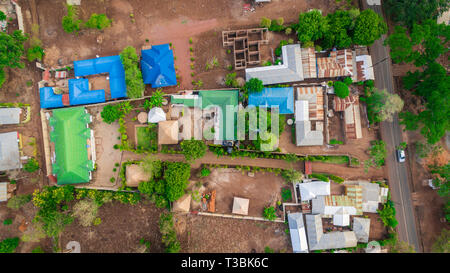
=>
[203,168,291,217]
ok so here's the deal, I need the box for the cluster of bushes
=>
[205,163,284,177]
[329,139,344,145]
[160,145,183,154]
[62,5,112,34]
[294,9,387,49]
[143,89,165,111]
[263,206,277,221]
[0,237,19,253]
[260,17,286,32]
[199,167,211,177]
[377,196,398,228]
[159,213,181,253]
[24,157,39,173]
[138,160,191,208]
[281,188,292,202]
[0,29,28,88]
[7,194,32,210]
[327,174,345,184]
[281,168,303,184]
[180,139,207,162]
[120,46,145,99]
[101,101,132,124]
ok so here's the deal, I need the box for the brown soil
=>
[60,201,166,253]
[175,213,291,253]
[203,168,291,217]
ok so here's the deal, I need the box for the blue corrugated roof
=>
[73,55,127,98]
[141,44,177,88]
[39,87,64,109]
[68,79,106,106]
[248,87,294,114]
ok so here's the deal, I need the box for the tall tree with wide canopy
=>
[384,0,450,29]
[384,20,450,67]
[352,9,387,46]
[296,9,329,44]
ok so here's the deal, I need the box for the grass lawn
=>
[136,124,157,152]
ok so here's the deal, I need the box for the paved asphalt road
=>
[364,3,421,252]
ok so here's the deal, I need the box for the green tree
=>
[159,213,180,253]
[281,168,303,183]
[0,30,28,70]
[323,10,353,49]
[100,104,122,124]
[140,155,163,180]
[429,163,450,197]
[0,237,19,253]
[352,9,387,46]
[431,228,450,253]
[384,20,450,67]
[120,46,145,98]
[384,0,450,29]
[245,78,264,93]
[361,88,404,124]
[180,139,207,162]
[0,10,6,21]
[400,62,449,144]
[296,10,329,44]
[334,81,349,98]
[85,13,112,30]
[163,162,191,202]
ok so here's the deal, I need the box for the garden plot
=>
[201,168,292,218]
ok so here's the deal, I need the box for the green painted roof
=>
[171,90,239,140]
[50,107,93,185]
[199,90,238,140]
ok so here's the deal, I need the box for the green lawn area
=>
[136,124,158,152]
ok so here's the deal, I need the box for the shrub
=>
[32,246,45,253]
[101,104,122,124]
[62,5,83,33]
[285,27,292,35]
[309,173,330,182]
[0,10,6,21]
[3,219,12,225]
[260,17,272,28]
[27,45,45,62]
[334,81,349,98]
[245,77,264,93]
[85,13,112,30]
[200,167,211,177]
[0,237,19,253]
[120,46,145,98]
[24,158,39,172]
[329,139,344,145]
[225,72,239,88]
[343,77,353,86]
[264,246,275,253]
[93,217,102,226]
[7,194,32,210]
[327,174,344,184]
[281,188,292,202]
[263,206,277,221]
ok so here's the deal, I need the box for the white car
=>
[396,149,406,163]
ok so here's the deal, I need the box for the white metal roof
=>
[288,213,309,253]
[0,108,21,125]
[0,132,21,171]
[298,181,330,201]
